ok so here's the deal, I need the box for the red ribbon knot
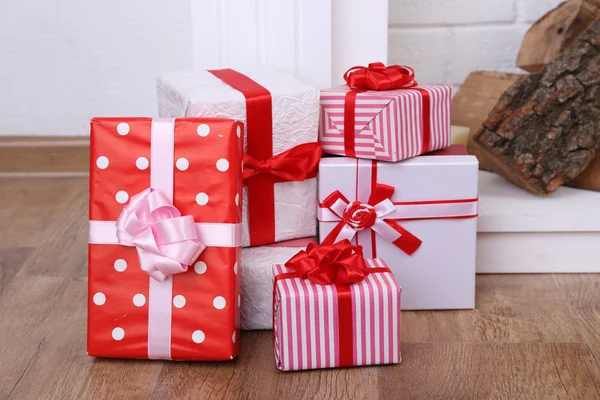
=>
[243,142,322,182]
[284,239,368,285]
[343,202,377,230]
[321,181,423,256]
[344,62,418,91]
[252,159,272,174]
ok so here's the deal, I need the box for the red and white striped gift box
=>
[320,85,452,162]
[272,258,402,371]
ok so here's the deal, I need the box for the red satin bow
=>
[344,62,418,91]
[284,239,368,285]
[321,181,423,256]
[243,142,322,181]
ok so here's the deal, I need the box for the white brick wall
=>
[388,0,564,87]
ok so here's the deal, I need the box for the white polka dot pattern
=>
[235,193,240,206]
[192,330,205,344]
[114,259,127,272]
[194,261,207,274]
[93,292,106,306]
[213,296,226,310]
[133,294,146,307]
[176,158,189,171]
[136,157,149,170]
[233,262,238,275]
[112,327,125,341]
[216,158,229,172]
[96,156,109,169]
[236,125,241,138]
[197,124,210,137]
[115,191,129,204]
[232,331,236,343]
[173,295,186,308]
[196,192,209,206]
[117,123,130,136]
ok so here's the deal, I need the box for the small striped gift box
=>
[272,258,402,371]
[320,85,452,162]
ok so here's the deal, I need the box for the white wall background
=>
[191,0,332,89]
[0,0,194,136]
[0,0,350,137]
[388,0,564,88]
[2,0,565,136]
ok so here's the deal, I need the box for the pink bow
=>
[116,188,205,281]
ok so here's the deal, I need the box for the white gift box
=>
[318,145,479,310]
[157,68,319,247]
[240,238,317,330]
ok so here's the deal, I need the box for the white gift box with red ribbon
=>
[318,145,479,310]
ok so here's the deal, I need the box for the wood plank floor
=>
[1,175,600,400]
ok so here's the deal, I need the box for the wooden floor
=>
[1,175,600,399]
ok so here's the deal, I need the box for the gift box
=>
[319,63,452,162]
[318,145,478,310]
[241,237,317,331]
[272,241,402,371]
[157,68,321,247]
[88,117,243,360]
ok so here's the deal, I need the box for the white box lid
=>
[478,171,600,233]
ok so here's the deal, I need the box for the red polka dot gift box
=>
[88,117,243,361]
[157,68,321,247]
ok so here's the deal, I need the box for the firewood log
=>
[452,71,522,170]
[517,0,600,72]
[473,21,600,195]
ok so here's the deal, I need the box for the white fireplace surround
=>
[0,0,388,137]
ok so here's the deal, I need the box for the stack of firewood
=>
[454,0,600,194]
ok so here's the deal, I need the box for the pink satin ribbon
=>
[115,188,205,282]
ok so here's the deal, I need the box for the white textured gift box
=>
[240,238,317,330]
[157,69,319,247]
[318,146,479,310]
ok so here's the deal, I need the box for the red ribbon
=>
[284,239,369,285]
[208,69,322,246]
[342,62,432,156]
[321,178,423,256]
[344,62,417,91]
[273,240,390,368]
[243,142,321,182]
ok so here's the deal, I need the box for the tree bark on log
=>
[473,21,600,195]
[452,71,523,171]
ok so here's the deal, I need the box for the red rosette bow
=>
[343,202,377,230]
[284,239,368,285]
[343,62,418,91]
